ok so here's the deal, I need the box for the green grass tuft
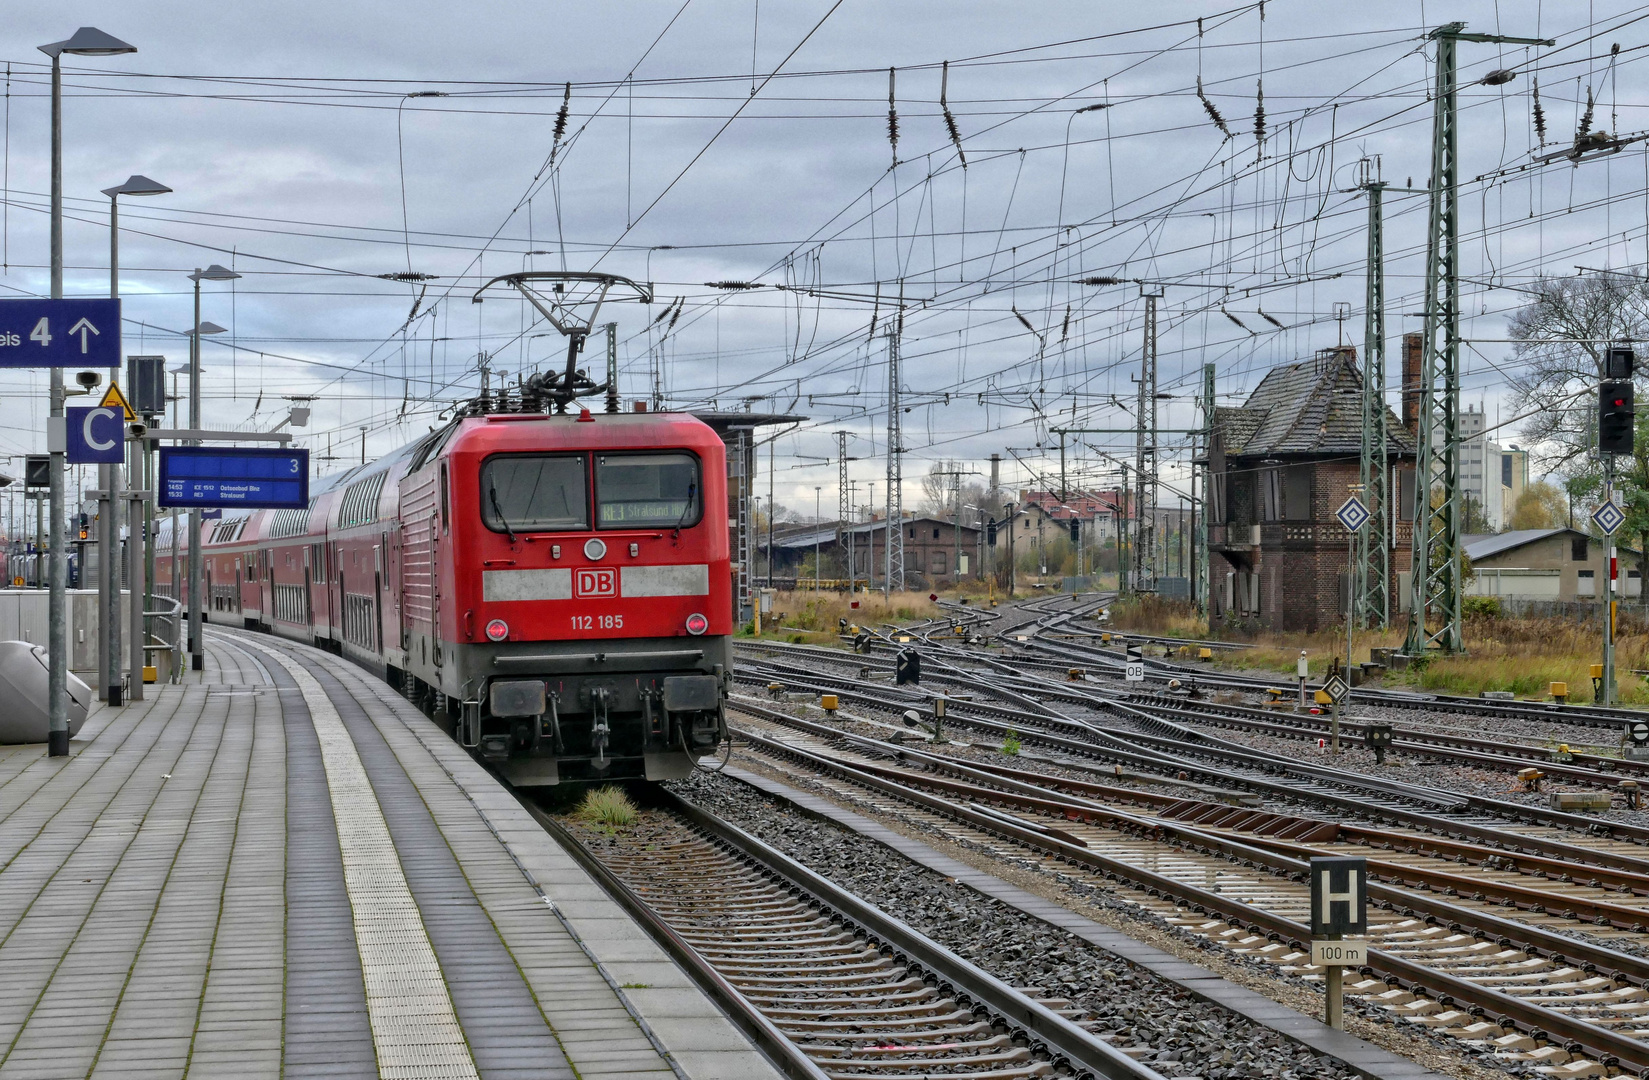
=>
[575,785,639,829]
[1001,729,1022,756]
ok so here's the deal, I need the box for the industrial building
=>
[1206,346,1417,633]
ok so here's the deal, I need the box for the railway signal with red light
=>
[485,618,509,642]
[1600,379,1635,455]
[685,613,709,636]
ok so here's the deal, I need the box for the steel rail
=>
[667,791,1166,1080]
[727,717,1649,1074]
[750,682,1649,887]
[734,704,1649,929]
[1140,691,1649,786]
[517,800,833,1080]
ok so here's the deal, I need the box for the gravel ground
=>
[667,768,1542,1079]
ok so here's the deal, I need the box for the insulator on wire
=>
[1532,79,1547,145]
[1060,304,1072,342]
[1253,80,1266,159]
[552,83,570,141]
[547,82,571,169]
[1258,309,1284,329]
[1578,85,1595,138]
[887,67,899,167]
[667,297,684,331]
[1223,308,1253,335]
[941,60,967,168]
[1197,76,1232,139]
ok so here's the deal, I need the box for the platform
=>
[0,629,782,1080]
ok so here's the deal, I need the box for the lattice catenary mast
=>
[1357,165,1390,630]
[1405,23,1550,655]
[1134,288,1162,592]
[884,321,905,594]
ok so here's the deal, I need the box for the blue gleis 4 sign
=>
[0,298,121,367]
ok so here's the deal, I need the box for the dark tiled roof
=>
[1216,350,1415,458]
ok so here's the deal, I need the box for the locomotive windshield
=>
[596,453,700,528]
[481,455,588,532]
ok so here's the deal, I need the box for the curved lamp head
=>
[102,174,172,198]
[40,27,135,58]
[189,264,241,283]
[188,321,227,338]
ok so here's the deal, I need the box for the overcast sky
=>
[2,1,1644,518]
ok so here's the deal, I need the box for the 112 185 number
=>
[572,614,623,630]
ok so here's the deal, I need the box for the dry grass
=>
[1413,615,1649,704]
[573,785,638,829]
[1111,596,1649,705]
[747,590,952,643]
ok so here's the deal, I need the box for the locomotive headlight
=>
[685,613,709,636]
[583,538,607,561]
[485,618,510,642]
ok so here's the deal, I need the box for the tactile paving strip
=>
[246,640,479,1080]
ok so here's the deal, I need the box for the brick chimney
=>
[1401,332,1423,435]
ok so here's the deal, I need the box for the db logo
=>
[574,568,617,598]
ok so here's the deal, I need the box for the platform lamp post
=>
[98,175,171,706]
[185,269,237,673]
[40,27,138,755]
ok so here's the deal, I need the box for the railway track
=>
[521,790,1163,1080]
[722,698,1649,1076]
[737,624,1649,847]
[1002,595,1648,733]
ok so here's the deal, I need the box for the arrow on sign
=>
[68,318,100,353]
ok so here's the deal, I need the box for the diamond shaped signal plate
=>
[1321,673,1350,703]
[1335,495,1370,533]
[1593,498,1626,537]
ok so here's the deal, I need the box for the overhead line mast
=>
[1136,287,1162,594]
[1357,160,1389,631]
[885,306,905,595]
[1405,23,1551,656]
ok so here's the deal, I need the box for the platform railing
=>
[144,594,184,685]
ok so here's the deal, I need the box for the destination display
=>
[158,446,309,509]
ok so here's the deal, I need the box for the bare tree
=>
[1509,269,1649,467]
[919,461,955,517]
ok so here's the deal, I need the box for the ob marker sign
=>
[0,298,120,367]
[65,406,125,464]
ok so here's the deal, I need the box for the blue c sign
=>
[66,406,125,464]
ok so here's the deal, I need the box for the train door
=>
[303,545,313,629]
[373,538,384,655]
[332,543,344,647]
[386,528,402,657]
[429,512,442,671]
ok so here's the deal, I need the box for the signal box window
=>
[1572,535,1589,562]
[596,453,700,528]
[482,455,588,532]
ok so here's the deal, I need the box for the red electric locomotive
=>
[164,406,733,785]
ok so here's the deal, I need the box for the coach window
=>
[440,463,450,534]
[481,455,589,532]
[595,452,701,528]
